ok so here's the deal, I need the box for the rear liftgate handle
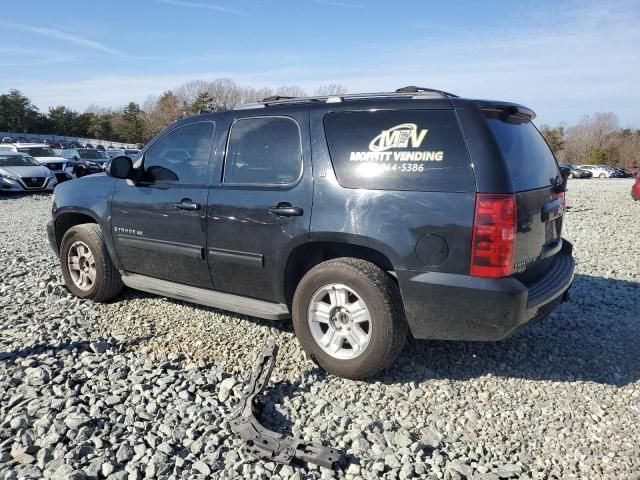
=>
[268,202,303,217]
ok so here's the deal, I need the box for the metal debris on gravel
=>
[1,180,639,479]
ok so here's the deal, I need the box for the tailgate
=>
[483,110,565,280]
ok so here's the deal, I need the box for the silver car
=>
[0,152,57,193]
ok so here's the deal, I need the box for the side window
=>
[143,122,215,184]
[324,110,474,192]
[224,117,302,185]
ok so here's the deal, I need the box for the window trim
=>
[139,120,216,186]
[222,115,304,188]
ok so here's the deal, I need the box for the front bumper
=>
[1,176,56,192]
[398,240,575,341]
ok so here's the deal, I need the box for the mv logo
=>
[369,123,428,152]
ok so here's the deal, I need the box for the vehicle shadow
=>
[384,273,639,387]
[0,335,153,362]
[112,274,639,387]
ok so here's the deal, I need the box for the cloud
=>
[312,0,365,9]
[0,22,124,56]
[153,0,245,14]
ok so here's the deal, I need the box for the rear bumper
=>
[398,240,575,341]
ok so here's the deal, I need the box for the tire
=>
[599,173,606,178]
[568,173,574,179]
[60,223,123,302]
[292,258,408,379]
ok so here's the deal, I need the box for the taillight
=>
[557,191,566,211]
[470,193,516,278]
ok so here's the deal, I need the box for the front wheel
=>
[292,258,408,379]
[568,172,575,179]
[60,224,123,302]
[599,173,606,178]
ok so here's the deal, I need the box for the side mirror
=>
[107,156,133,179]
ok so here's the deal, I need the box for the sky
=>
[0,0,638,127]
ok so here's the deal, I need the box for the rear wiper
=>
[552,174,567,193]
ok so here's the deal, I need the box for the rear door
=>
[206,109,312,303]
[483,111,564,278]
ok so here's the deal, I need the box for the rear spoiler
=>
[475,101,536,121]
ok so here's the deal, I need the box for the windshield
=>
[0,154,40,167]
[79,150,108,160]
[18,147,57,157]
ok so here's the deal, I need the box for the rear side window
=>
[485,114,559,191]
[323,110,474,192]
[224,117,302,185]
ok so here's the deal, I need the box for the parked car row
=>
[562,163,635,178]
[1,135,142,152]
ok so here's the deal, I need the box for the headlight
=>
[46,170,55,178]
[0,170,19,181]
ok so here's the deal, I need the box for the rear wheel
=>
[599,173,606,178]
[60,224,123,302]
[292,258,408,379]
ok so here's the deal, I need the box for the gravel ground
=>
[1,179,638,479]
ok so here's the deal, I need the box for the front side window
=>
[224,117,302,185]
[143,122,215,184]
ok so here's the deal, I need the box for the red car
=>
[632,174,640,201]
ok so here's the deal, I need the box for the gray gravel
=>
[1,179,639,479]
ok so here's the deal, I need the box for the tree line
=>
[540,112,639,170]
[0,80,347,144]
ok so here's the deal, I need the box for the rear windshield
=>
[324,110,474,192]
[485,113,560,191]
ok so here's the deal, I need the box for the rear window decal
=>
[349,123,444,167]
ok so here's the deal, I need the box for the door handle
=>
[268,203,303,217]
[172,199,201,211]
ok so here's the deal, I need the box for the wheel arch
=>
[53,207,100,250]
[283,240,396,306]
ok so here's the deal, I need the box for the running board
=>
[120,272,290,320]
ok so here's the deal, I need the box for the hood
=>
[34,156,66,164]
[0,165,52,178]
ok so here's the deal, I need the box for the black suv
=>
[47,87,575,379]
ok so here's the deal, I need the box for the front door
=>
[111,121,216,288]
[206,109,312,303]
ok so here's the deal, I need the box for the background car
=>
[95,145,105,151]
[60,148,110,175]
[106,148,126,159]
[1,143,75,183]
[561,164,593,178]
[0,152,57,193]
[578,164,615,178]
[632,174,640,201]
[14,136,28,143]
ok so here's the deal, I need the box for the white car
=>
[0,152,57,193]
[0,143,75,183]
[578,164,613,178]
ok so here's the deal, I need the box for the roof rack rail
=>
[261,95,296,102]
[233,87,459,110]
[395,86,459,98]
